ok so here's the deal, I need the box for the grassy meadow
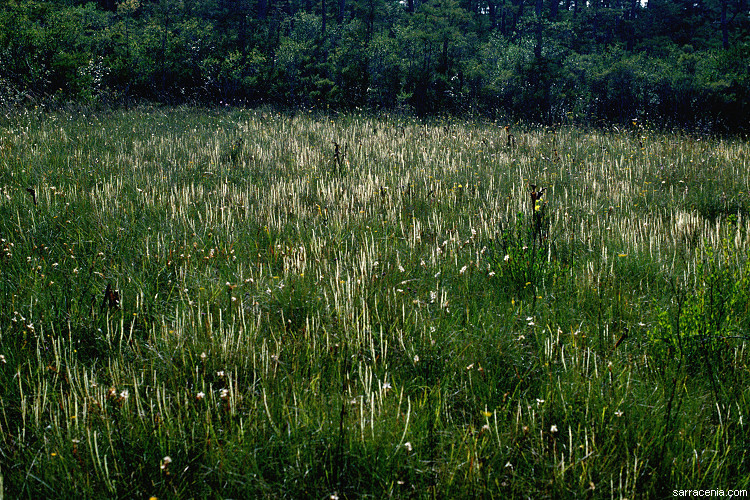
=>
[1,106,749,498]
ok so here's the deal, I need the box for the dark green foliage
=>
[648,242,750,374]
[1,0,749,128]
[487,211,561,300]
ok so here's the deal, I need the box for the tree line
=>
[0,0,748,129]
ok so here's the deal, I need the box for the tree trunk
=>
[534,0,543,58]
[321,0,326,36]
[99,0,116,11]
[368,0,375,39]
[511,0,524,34]
[549,0,558,20]
[721,0,729,49]
[161,7,169,97]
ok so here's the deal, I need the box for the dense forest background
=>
[0,0,748,129]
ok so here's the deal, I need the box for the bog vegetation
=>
[1,106,749,497]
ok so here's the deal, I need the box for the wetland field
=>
[1,106,750,498]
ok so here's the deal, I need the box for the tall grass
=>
[1,106,749,498]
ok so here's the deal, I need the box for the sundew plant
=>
[1,106,749,498]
